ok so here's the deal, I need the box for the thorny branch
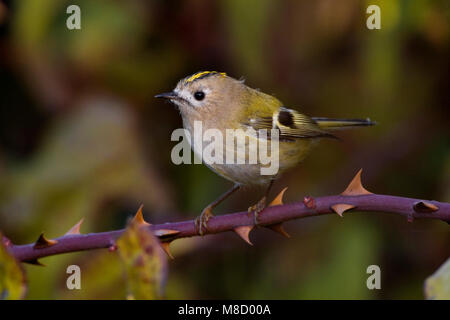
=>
[3,170,450,263]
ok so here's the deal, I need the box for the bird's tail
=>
[312,117,376,130]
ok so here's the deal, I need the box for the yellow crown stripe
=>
[185,71,226,83]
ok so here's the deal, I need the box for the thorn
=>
[33,233,58,249]
[24,259,45,266]
[413,201,439,213]
[160,242,174,259]
[266,223,290,238]
[303,196,316,209]
[269,187,288,206]
[233,225,253,245]
[108,244,118,252]
[65,218,84,235]
[154,229,180,237]
[341,169,372,196]
[331,203,356,217]
[132,204,151,226]
[2,236,11,247]
[407,214,414,223]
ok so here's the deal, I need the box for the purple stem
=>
[7,194,450,262]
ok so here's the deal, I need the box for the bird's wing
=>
[243,106,335,140]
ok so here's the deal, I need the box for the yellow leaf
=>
[116,220,167,299]
[425,257,450,300]
[0,233,27,300]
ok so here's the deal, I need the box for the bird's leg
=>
[248,180,274,225]
[195,183,241,235]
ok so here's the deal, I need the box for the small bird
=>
[156,71,375,234]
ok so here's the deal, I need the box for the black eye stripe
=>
[194,91,205,101]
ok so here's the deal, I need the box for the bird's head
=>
[155,71,247,123]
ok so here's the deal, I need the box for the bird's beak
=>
[155,91,179,100]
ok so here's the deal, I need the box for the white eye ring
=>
[194,91,205,101]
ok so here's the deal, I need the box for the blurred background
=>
[0,0,448,299]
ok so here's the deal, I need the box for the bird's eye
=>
[194,91,205,101]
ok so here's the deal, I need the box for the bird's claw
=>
[195,207,214,236]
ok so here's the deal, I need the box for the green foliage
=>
[0,0,448,299]
[0,233,27,300]
[117,220,167,299]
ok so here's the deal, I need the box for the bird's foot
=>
[248,196,267,225]
[195,206,214,236]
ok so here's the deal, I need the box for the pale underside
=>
[183,121,315,186]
